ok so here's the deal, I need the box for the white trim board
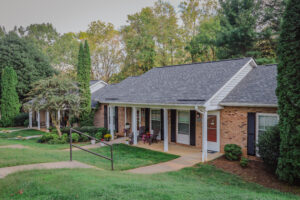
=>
[205,58,257,107]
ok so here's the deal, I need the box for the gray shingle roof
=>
[221,64,277,105]
[95,58,252,105]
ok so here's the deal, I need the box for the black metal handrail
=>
[69,128,114,170]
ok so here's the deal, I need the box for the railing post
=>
[70,128,72,161]
[111,145,114,170]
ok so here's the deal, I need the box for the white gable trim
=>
[90,81,107,93]
[204,58,257,107]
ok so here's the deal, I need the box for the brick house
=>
[93,57,278,161]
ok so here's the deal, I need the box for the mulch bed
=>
[209,156,300,195]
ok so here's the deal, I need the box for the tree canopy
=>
[0,32,56,101]
[25,75,82,136]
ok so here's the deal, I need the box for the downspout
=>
[195,105,208,162]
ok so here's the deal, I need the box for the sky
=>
[0,0,182,34]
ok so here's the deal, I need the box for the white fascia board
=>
[204,58,257,107]
[220,102,278,107]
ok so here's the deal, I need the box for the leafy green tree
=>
[25,75,82,136]
[0,32,55,101]
[0,67,20,127]
[276,0,300,183]
[77,41,91,123]
[216,0,260,58]
[186,17,220,62]
[85,20,124,82]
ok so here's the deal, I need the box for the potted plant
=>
[125,138,129,145]
[104,133,112,141]
[90,138,96,145]
[125,123,130,129]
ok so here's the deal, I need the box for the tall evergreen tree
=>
[0,67,20,127]
[77,41,91,124]
[216,0,260,58]
[276,0,300,183]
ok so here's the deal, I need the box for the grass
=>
[0,137,178,170]
[0,129,45,138]
[0,165,298,200]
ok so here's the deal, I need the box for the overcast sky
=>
[0,0,182,34]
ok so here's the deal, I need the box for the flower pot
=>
[100,143,105,147]
[91,139,96,145]
[125,141,129,145]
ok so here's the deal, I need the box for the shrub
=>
[240,157,249,168]
[61,126,108,138]
[257,125,280,172]
[24,119,29,127]
[39,133,55,143]
[80,134,89,142]
[72,133,80,143]
[95,132,102,140]
[14,113,29,126]
[224,144,242,161]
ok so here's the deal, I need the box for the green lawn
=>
[0,138,178,170]
[0,165,298,200]
[0,129,45,138]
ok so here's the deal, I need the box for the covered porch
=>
[107,104,222,162]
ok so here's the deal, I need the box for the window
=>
[151,110,161,131]
[178,111,190,135]
[257,114,279,136]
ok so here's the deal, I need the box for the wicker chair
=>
[148,129,160,145]
[137,126,146,141]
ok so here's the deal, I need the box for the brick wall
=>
[93,104,107,128]
[220,106,277,155]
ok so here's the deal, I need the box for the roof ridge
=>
[154,57,252,69]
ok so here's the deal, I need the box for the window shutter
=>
[160,109,164,140]
[190,110,196,146]
[115,107,118,133]
[104,105,108,129]
[247,112,256,155]
[171,110,176,142]
[145,108,150,132]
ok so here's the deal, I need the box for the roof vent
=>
[177,99,205,102]
[105,98,119,101]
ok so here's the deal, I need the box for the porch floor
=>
[136,140,223,161]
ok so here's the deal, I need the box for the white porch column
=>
[139,108,142,127]
[37,110,40,130]
[109,105,115,140]
[57,110,61,128]
[46,110,50,129]
[124,107,127,137]
[132,107,137,145]
[202,110,208,162]
[163,108,169,152]
[29,110,33,128]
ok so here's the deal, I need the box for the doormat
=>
[207,150,217,154]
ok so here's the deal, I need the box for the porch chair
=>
[137,126,146,142]
[148,129,160,145]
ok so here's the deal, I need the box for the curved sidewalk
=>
[0,161,96,179]
[126,152,223,174]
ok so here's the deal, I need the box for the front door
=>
[207,113,220,152]
[177,110,190,145]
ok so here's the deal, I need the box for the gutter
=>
[220,102,278,108]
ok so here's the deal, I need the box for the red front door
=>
[207,115,217,142]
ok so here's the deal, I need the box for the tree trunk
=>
[50,112,62,137]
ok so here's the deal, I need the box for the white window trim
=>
[176,109,190,144]
[150,108,161,133]
[255,113,279,155]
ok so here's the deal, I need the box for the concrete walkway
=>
[127,152,223,174]
[0,161,96,179]
[0,144,29,149]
